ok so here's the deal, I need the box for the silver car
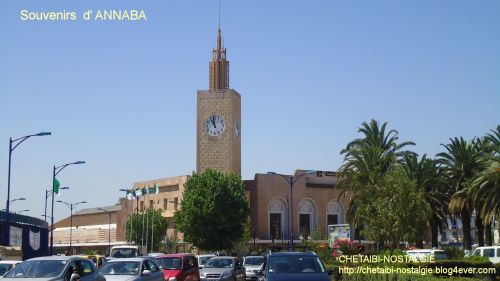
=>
[242,256,265,281]
[98,257,164,281]
[200,256,245,281]
[1,255,105,281]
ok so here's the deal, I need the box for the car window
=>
[0,264,13,275]
[146,260,159,272]
[205,259,233,268]
[198,256,213,266]
[99,262,140,275]
[244,257,264,266]
[268,256,325,274]
[76,259,94,276]
[497,248,500,258]
[142,261,151,272]
[4,260,67,278]
[483,249,495,257]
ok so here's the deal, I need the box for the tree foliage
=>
[174,169,250,251]
[125,208,169,252]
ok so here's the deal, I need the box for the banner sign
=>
[328,224,350,248]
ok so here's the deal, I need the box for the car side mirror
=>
[70,273,81,281]
[142,270,152,277]
[256,269,263,276]
[158,265,164,270]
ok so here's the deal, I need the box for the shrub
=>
[442,246,466,260]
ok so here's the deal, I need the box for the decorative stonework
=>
[268,199,285,212]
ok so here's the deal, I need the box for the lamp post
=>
[97,208,112,256]
[50,161,84,255]
[267,170,316,251]
[45,187,69,222]
[8,197,26,205]
[6,131,51,245]
[57,200,86,254]
[120,188,138,244]
[14,209,29,215]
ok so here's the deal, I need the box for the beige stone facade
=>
[197,89,241,175]
[246,170,349,242]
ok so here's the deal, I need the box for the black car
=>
[257,252,332,281]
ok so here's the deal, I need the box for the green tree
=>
[437,137,484,250]
[174,169,250,251]
[126,208,169,252]
[401,154,450,248]
[337,120,415,233]
[470,126,500,245]
[355,167,429,252]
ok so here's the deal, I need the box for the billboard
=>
[328,224,350,248]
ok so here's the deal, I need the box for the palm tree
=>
[338,120,415,229]
[437,137,484,250]
[401,154,449,248]
[470,126,500,245]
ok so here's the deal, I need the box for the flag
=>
[148,184,155,194]
[154,183,159,194]
[126,191,133,200]
[135,189,142,197]
[53,178,60,194]
[141,187,147,196]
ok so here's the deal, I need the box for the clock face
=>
[205,115,225,136]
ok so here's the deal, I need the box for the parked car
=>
[406,249,448,261]
[2,255,105,281]
[470,246,500,264]
[196,254,215,269]
[257,252,332,281]
[155,253,200,281]
[98,257,164,281]
[80,255,107,269]
[147,253,165,258]
[109,245,147,259]
[200,256,245,281]
[0,260,22,276]
[242,256,265,280]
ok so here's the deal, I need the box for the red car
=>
[155,253,200,281]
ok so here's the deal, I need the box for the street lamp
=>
[14,209,29,215]
[50,161,85,255]
[97,208,112,256]
[121,188,139,245]
[42,214,53,219]
[267,170,316,251]
[57,200,86,254]
[6,131,51,245]
[45,187,69,222]
[8,197,26,205]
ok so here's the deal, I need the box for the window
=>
[149,200,154,208]
[76,259,94,276]
[174,197,178,210]
[483,249,495,258]
[140,201,144,211]
[146,260,159,272]
[497,248,500,257]
[163,199,168,210]
[327,215,338,226]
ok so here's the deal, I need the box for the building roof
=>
[73,205,121,216]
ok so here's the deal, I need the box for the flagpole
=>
[141,188,145,249]
[146,188,149,252]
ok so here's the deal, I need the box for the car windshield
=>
[156,257,182,270]
[205,258,233,268]
[0,264,14,275]
[199,256,213,266]
[3,260,66,278]
[244,257,264,266]
[110,248,137,258]
[99,262,140,275]
[435,252,448,260]
[268,256,325,274]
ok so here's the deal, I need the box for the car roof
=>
[156,253,194,258]
[107,257,150,262]
[269,252,318,256]
[209,256,236,260]
[197,254,216,257]
[244,256,264,258]
[27,255,79,261]
[0,260,22,264]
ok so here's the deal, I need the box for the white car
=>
[471,246,500,264]
[197,254,216,269]
[0,260,22,276]
[406,249,447,262]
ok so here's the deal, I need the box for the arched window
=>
[297,198,317,239]
[326,201,345,233]
[268,198,288,240]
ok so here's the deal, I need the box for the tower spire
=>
[209,0,229,90]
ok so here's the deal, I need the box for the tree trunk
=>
[461,208,472,250]
[476,216,484,246]
[430,216,439,248]
[485,223,493,246]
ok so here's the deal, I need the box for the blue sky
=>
[1,0,499,222]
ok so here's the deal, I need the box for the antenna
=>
[218,0,221,29]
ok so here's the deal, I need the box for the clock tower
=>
[197,28,241,175]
